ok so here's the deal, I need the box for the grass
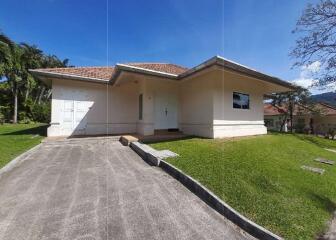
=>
[149,133,336,240]
[0,123,47,169]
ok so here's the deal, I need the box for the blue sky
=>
[1,0,324,92]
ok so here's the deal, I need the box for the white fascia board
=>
[116,64,179,78]
[178,56,219,79]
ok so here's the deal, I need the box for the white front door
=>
[154,92,178,129]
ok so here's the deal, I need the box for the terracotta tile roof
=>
[314,102,336,115]
[32,63,188,81]
[33,66,115,81]
[264,102,336,116]
[264,103,287,116]
[125,63,188,75]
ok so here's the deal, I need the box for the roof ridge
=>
[318,101,336,110]
[124,62,188,68]
[35,66,114,71]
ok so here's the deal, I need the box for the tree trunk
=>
[13,88,18,124]
[46,89,52,100]
[280,113,288,132]
[290,102,294,133]
[24,86,29,103]
[38,86,45,105]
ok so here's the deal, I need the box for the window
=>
[139,94,143,120]
[233,92,250,109]
[265,119,274,127]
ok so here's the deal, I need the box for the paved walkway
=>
[0,138,255,240]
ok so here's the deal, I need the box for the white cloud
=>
[291,61,336,94]
[292,77,317,89]
[302,61,321,73]
[292,61,321,93]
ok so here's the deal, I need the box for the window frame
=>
[232,92,250,110]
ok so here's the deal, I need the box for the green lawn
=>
[0,123,47,169]
[149,133,336,240]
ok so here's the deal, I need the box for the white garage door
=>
[62,100,89,135]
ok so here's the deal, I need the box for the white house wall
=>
[49,79,138,137]
[179,71,215,138]
[213,70,267,137]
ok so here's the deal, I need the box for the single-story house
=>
[264,102,336,134]
[30,56,295,138]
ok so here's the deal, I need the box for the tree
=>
[20,43,43,102]
[0,31,71,123]
[291,0,336,88]
[270,87,313,132]
[0,32,15,66]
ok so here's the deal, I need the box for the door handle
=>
[165,108,168,116]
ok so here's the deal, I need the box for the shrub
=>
[18,111,33,124]
[328,128,336,140]
[29,103,51,123]
[0,105,11,122]
[0,112,4,124]
[295,119,306,133]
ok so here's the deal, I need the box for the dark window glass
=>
[233,92,250,109]
[139,94,143,120]
[265,119,274,127]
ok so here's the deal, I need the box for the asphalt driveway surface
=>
[0,137,255,240]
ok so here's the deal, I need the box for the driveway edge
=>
[130,142,160,166]
[0,143,42,179]
[159,160,282,240]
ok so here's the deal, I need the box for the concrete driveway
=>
[0,137,255,240]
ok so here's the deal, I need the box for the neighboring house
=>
[30,56,294,138]
[264,102,336,134]
[264,104,287,131]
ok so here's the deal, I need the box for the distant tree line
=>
[0,31,71,124]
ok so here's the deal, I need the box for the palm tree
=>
[20,43,43,102]
[0,32,24,123]
[0,32,14,61]
[5,46,25,124]
[0,31,71,123]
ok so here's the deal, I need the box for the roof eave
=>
[179,56,297,91]
[29,69,110,84]
[110,64,179,85]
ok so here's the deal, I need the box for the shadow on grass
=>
[1,125,48,137]
[309,193,336,240]
[294,134,332,148]
[309,193,336,213]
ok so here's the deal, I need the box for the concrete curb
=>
[0,143,42,179]
[159,160,282,240]
[130,142,160,166]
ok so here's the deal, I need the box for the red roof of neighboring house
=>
[315,102,336,115]
[264,102,336,116]
[264,103,287,116]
